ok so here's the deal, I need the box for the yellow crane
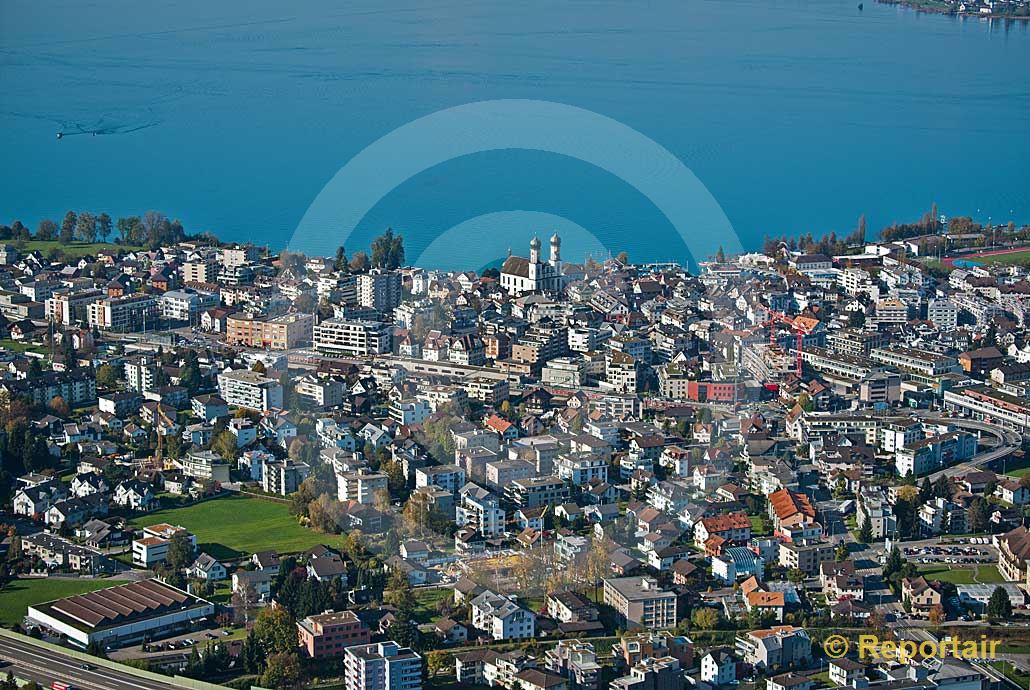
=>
[153,403,178,470]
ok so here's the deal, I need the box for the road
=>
[0,634,194,690]
[916,415,1022,482]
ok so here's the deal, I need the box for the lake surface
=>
[2,0,1029,269]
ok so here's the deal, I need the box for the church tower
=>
[528,236,541,283]
[549,232,561,265]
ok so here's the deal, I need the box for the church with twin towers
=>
[500,233,566,296]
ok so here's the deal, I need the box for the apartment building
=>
[314,318,393,357]
[179,450,231,483]
[295,374,346,408]
[736,626,812,670]
[47,289,105,325]
[132,524,196,567]
[357,270,402,312]
[415,464,466,494]
[927,298,959,330]
[343,642,422,690]
[181,259,218,284]
[895,431,977,477]
[826,329,889,358]
[471,590,536,641]
[602,576,677,629]
[263,458,310,495]
[336,468,389,505]
[555,453,608,486]
[298,610,371,659]
[217,369,284,411]
[0,368,97,408]
[457,483,506,537]
[505,476,570,509]
[158,290,218,323]
[869,346,959,378]
[226,312,314,350]
[87,294,158,331]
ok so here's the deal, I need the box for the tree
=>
[716,245,725,263]
[884,546,903,577]
[308,493,345,534]
[97,213,113,243]
[371,228,405,269]
[928,603,946,627]
[36,219,57,241]
[210,429,238,461]
[96,363,121,389]
[166,533,194,572]
[691,607,720,630]
[261,652,303,690]
[334,246,349,272]
[240,629,263,673]
[384,569,417,615]
[427,650,450,678]
[859,519,873,545]
[59,211,77,243]
[987,586,1012,620]
[255,606,297,656]
[48,395,71,418]
[349,251,370,272]
[76,211,97,243]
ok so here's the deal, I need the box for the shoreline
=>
[876,0,1030,19]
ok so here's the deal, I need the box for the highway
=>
[923,415,1024,481]
[0,634,195,690]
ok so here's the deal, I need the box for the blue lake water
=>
[2,0,1029,269]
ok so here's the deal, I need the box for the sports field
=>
[129,493,329,560]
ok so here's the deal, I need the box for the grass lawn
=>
[977,250,1030,266]
[1002,455,1030,479]
[12,239,143,259]
[412,587,451,624]
[975,565,1005,583]
[749,516,770,536]
[918,565,977,584]
[0,577,116,626]
[0,338,47,355]
[128,493,329,560]
[992,661,1030,690]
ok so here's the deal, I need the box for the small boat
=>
[858,2,864,8]
[56,132,64,139]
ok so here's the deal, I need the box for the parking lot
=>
[903,538,997,565]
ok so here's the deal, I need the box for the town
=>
[0,210,1029,690]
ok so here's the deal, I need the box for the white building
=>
[314,318,392,357]
[217,368,284,412]
[500,234,565,296]
[343,642,422,690]
[470,590,536,641]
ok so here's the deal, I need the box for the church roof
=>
[501,256,530,278]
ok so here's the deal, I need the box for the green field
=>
[918,565,977,584]
[412,587,451,624]
[0,577,117,626]
[129,493,330,560]
[975,565,1005,583]
[12,240,143,259]
[976,250,1030,266]
[0,338,46,355]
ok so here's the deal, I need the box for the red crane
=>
[762,309,818,377]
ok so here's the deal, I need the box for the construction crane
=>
[761,309,818,377]
[153,403,178,470]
